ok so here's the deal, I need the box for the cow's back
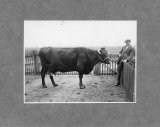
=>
[39,47,78,68]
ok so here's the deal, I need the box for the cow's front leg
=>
[78,73,86,89]
[49,73,58,87]
[41,68,47,88]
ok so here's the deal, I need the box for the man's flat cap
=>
[124,39,131,43]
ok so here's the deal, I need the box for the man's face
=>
[125,41,131,46]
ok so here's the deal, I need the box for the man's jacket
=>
[117,45,135,64]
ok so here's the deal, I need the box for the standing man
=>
[116,39,135,86]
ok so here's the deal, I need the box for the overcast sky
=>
[24,21,137,48]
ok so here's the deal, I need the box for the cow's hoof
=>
[53,84,58,87]
[80,85,86,89]
[42,85,47,88]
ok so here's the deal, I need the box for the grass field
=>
[25,75,129,102]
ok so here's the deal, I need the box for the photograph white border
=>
[23,20,137,104]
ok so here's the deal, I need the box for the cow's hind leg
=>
[41,67,48,88]
[78,73,86,89]
[49,73,58,87]
[77,60,86,89]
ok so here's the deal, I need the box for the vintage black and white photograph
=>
[24,21,137,103]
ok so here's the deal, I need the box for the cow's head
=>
[98,48,111,64]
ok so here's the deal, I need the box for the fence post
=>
[33,51,40,75]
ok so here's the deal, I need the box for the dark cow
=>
[39,47,111,89]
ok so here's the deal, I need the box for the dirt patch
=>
[25,75,129,102]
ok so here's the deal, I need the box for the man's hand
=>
[123,59,127,62]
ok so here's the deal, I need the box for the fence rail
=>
[25,51,118,76]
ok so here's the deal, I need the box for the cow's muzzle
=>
[104,57,111,64]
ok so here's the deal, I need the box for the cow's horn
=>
[98,49,101,54]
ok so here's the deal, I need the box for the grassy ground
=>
[24,75,129,102]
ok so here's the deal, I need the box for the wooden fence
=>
[25,51,118,76]
[93,54,118,76]
[121,62,135,102]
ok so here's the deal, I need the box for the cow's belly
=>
[54,65,77,72]
[59,68,77,72]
